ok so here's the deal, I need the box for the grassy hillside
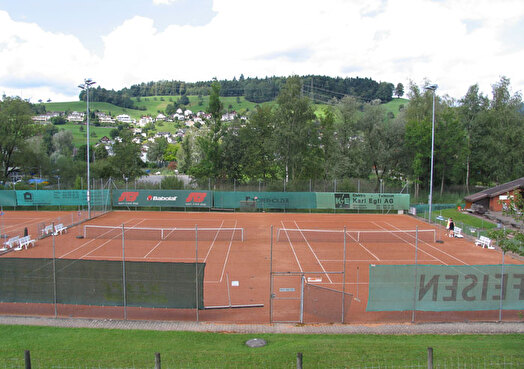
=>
[45,96,408,120]
[43,97,409,147]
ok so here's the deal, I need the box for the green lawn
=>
[54,122,115,147]
[1,326,522,368]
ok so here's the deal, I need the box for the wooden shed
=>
[464,177,524,212]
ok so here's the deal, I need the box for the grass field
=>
[44,96,406,121]
[2,326,522,368]
[54,122,114,146]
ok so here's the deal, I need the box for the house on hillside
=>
[116,114,134,124]
[464,177,524,213]
[67,111,84,122]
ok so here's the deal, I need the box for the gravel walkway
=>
[1,315,523,335]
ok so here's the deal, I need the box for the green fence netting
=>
[14,190,111,207]
[367,264,524,312]
[0,258,205,309]
[213,191,316,209]
[0,191,16,207]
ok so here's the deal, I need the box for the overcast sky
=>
[1,0,523,102]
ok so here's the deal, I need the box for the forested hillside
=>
[80,75,397,109]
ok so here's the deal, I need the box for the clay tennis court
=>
[1,210,522,323]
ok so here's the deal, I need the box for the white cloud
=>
[1,0,524,102]
[152,0,179,5]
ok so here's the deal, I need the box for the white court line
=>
[379,221,491,277]
[293,221,333,284]
[203,220,226,263]
[218,220,238,283]
[59,218,144,259]
[320,259,437,263]
[280,221,303,273]
[370,221,447,265]
[345,231,381,261]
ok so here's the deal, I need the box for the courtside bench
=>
[1,236,20,251]
[454,227,464,238]
[14,235,35,251]
[54,223,67,235]
[42,224,54,235]
[475,235,494,249]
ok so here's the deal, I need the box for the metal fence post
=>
[427,347,433,369]
[24,350,31,369]
[155,352,161,369]
[122,224,127,320]
[296,352,303,369]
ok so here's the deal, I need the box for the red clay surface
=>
[1,210,522,323]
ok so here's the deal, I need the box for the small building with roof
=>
[464,177,524,212]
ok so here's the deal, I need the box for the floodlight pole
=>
[79,78,96,219]
[425,84,438,223]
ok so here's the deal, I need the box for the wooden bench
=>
[42,224,54,235]
[14,235,35,251]
[475,236,494,249]
[2,236,20,250]
[54,223,67,235]
[454,227,464,238]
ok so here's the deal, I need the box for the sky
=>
[0,0,523,103]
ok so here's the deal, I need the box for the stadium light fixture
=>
[78,78,96,219]
[424,83,438,223]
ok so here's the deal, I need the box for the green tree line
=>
[178,76,523,194]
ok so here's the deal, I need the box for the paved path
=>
[1,316,523,334]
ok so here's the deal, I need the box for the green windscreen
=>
[213,191,316,209]
[0,191,16,206]
[15,190,110,207]
[367,264,524,312]
[0,258,204,309]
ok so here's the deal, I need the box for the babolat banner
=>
[113,190,212,208]
[335,193,410,210]
[367,264,524,312]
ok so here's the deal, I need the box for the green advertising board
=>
[112,190,212,208]
[213,191,316,209]
[367,264,524,312]
[14,190,110,206]
[0,191,17,207]
[335,193,410,210]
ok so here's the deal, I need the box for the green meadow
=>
[1,325,522,368]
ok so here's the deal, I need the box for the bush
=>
[161,176,185,189]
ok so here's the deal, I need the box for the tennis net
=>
[276,228,435,243]
[84,225,244,241]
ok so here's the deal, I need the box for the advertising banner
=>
[213,191,316,209]
[367,264,524,312]
[335,193,410,210]
[112,190,212,208]
[16,190,87,206]
[0,191,17,206]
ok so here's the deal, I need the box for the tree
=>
[394,83,404,99]
[148,137,169,163]
[457,84,489,192]
[190,80,224,180]
[357,102,407,190]
[110,130,143,180]
[488,191,524,256]
[273,76,316,181]
[240,105,277,180]
[0,97,37,180]
[51,115,67,125]
[52,130,74,157]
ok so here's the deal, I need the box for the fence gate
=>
[270,273,304,323]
